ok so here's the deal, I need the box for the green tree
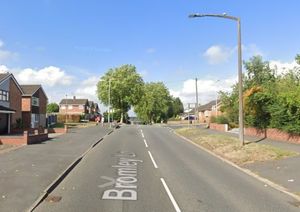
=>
[47,103,59,113]
[171,97,184,117]
[135,82,172,123]
[97,65,144,123]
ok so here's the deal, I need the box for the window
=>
[61,105,66,109]
[32,97,39,106]
[79,105,84,109]
[68,105,73,109]
[0,90,9,102]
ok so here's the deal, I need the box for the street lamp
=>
[189,13,244,145]
[108,78,112,128]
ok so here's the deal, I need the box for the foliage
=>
[134,82,172,123]
[220,54,300,134]
[16,118,23,129]
[97,65,144,123]
[47,103,59,113]
[210,115,229,124]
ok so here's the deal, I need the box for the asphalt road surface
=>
[35,125,299,212]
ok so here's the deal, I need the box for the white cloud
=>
[170,77,236,107]
[270,60,300,75]
[16,66,73,86]
[74,76,99,102]
[203,45,233,64]
[0,65,9,73]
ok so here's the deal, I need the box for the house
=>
[59,97,89,115]
[197,100,222,123]
[21,85,48,129]
[94,103,100,114]
[0,73,23,134]
[88,101,95,114]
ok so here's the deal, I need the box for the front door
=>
[0,113,8,134]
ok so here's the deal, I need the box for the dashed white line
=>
[160,178,181,212]
[148,151,158,168]
[143,139,148,148]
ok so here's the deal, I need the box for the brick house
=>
[59,97,89,115]
[94,103,100,114]
[0,73,23,134]
[88,101,95,114]
[21,85,48,129]
[198,100,222,123]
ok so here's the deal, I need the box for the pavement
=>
[34,125,299,211]
[168,124,300,199]
[0,125,111,212]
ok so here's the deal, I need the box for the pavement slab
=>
[0,126,111,212]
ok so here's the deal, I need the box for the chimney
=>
[73,96,76,100]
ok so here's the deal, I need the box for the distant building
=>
[59,96,89,115]
[197,100,222,123]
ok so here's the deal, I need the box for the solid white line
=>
[143,139,148,147]
[148,151,158,168]
[160,178,181,212]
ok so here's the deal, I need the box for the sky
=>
[0,0,300,113]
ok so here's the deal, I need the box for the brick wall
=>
[9,79,22,128]
[0,130,48,145]
[209,123,228,132]
[245,128,300,144]
[59,106,86,114]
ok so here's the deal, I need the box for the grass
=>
[175,128,299,165]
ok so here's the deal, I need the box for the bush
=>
[211,115,229,124]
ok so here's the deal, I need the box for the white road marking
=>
[148,151,158,168]
[143,139,148,147]
[160,178,181,212]
[141,133,145,138]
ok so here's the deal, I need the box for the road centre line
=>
[148,151,158,168]
[143,139,148,147]
[160,178,181,212]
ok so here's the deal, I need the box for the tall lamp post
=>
[108,78,112,128]
[189,13,244,145]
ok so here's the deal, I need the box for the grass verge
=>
[175,127,299,165]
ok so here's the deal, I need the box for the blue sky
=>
[0,0,300,111]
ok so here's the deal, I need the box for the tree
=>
[172,97,184,117]
[47,103,59,113]
[97,65,144,123]
[134,82,172,123]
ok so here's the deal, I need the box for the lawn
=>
[175,128,299,165]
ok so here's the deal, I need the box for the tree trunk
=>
[120,112,124,123]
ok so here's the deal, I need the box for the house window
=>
[61,105,66,109]
[0,90,9,102]
[68,105,73,109]
[32,97,39,106]
[79,105,84,109]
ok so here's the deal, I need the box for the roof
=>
[21,85,41,95]
[60,99,89,105]
[88,101,94,107]
[0,73,10,82]
[0,73,24,95]
[197,100,220,112]
[0,105,16,114]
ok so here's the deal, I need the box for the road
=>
[35,125,299,212]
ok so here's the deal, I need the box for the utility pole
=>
[108,79,111,128]
[65,94,68,124]
[195,78,199,124]
[187,103,190,128]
